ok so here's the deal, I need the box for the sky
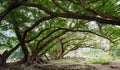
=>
[2,30,15,37]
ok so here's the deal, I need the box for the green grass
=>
[88,59,110,64]
[49,58,81,65]
[49,58,111,65]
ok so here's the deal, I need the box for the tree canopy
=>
[0,0,120,66]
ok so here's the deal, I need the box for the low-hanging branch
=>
[26,28,51,42]
[36,28,115,53]
[35,31,68,56]
[39,28,114,56]
[63,38,86,45]
[35,28,62,49]
[58,37,87,58]
[22,16,55,41]
[39,39,60,56]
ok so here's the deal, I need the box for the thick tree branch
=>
[0,1,23,22]
[38,28,115,55]
[5,44,20,59]
[36,28,61,49]
[1,1,120,26]
[19,2,120,26]
[63,38,86,45]
[39,28,114,56]
[11,14,22,41]
[22,16,54,41]
[39,31,67,56]
[26,28,51,42]
[79,0,120,20]
[58,38,65,57]
[39,39,60,56]
[57,28,114,43]
[63,45,79,56]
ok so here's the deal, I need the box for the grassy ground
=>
[49,58,110,65]
[3,58,120,70]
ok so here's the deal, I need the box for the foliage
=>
[114,44,120,56]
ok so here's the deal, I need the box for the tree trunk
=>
[0,44,20,66]
[20,42,29,63]
[0,56,6,66]
[0,51,9,66]
[27,51,47,65]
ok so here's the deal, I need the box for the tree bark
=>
[0,44,20,66]
[0,51,8,66]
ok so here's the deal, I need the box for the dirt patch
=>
[1,62,120,70]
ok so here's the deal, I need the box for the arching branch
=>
[18,2,120,26]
